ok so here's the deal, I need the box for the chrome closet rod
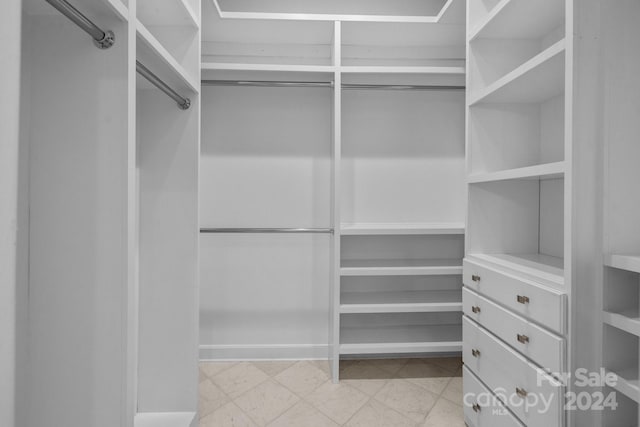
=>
[137,61,192,110]
[342,83,465,91]
[200,228,334,234]
[201,80,464,90]
[45,0,115,49]
[202,80,333,88]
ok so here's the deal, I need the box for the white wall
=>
[0,0,22,425]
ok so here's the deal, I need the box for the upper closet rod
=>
[202,80,464,90]
[137,61,192,110]
[46,0,192,110]
[343,84,465,91]
[45,0,115,49]
[202,80,332,88]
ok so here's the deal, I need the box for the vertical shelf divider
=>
[330,20,342,383]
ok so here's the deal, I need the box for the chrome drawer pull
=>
[472,403,481,413]
[517,334,530,344]
[516,295,530,304]
[471,274,481,282]
[471,306,481,314]
[471,349,481,358]
[516,387,528,398]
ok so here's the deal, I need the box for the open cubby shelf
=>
[606,254,640,274]
[340,259,462,276]
[607,369,640,404]
[340,290,462,314]
[339,324,463,355]
[603,310,640,338]
[340,222,464,236]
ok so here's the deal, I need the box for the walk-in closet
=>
[3,0,639,426]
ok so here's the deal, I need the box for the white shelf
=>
[470,0,565,41]
[341,222,464,235]
[105,0,128,21]
[605,254,640,274]
[607,369,640,403]
[138,0,198,27]
[340,259,463,276]
[136,20,199,93]
[202,62,336,73]
[603,310,640,337]
[340,290,462,314]
[134,412,196,427]
[468,253,564,287]
[470,39,565,105]
[468,161,565,184]
[340,324,462,355]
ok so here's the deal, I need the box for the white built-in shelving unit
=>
[18,0,200,425]
[199,0,466,382]
[602,1,640,424]
[464,0,572,426]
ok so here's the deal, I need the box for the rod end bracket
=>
[94,30,115,49]
[179,98,192,110]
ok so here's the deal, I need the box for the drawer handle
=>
[472,403,481,413]
[471,348,481,358]
[516,387,528,398]
[471,274,481,282]
[516,295,530,304]
[517,334,530,344]
[471,306,481,314]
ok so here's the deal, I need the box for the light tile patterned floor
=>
[199,358,464,427]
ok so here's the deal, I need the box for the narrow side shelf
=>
[603,310,640,337]
[134,412,197,427]
[340,324,462,355]
[105,0,128,21]
[470,0,565,41]
[137,20,199,93]
[340,259,463,276]
[605,254,640,274]
[468,162,565,184]
[341,222,465,235]
[201,62,336,73]
[606,369,640,403]
[138,0,198,27]
[469,39,565,105]
[340,290,462,314]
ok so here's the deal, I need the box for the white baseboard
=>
[199,344,329,361]
[134,412,196,427]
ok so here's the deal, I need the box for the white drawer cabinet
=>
[463,258,567,334]
[463,288,566,373]
[463,317,565,427]
[464,366,524,427]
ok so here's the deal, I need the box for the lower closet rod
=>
[45,0,115,49]
[200,228,334,234]
[137,61,191,110]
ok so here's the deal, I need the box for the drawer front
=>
[463,367,524,427]
[463,287,565,373]
[463,317,564,427]
[463,258,566,334]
